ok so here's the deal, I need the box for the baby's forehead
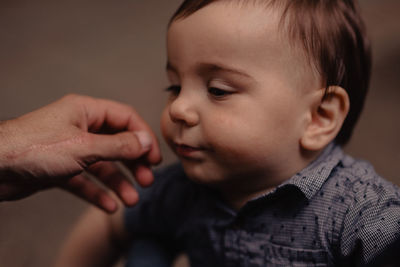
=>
[167,1,321,93]
[198,1,320,77]
[170,0,312,63]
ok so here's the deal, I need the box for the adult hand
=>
[0,94,161,213]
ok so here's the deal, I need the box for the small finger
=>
[62,174,118,213]
[87,162,139,206]
[124,161,155,188]
[134,165,154,187]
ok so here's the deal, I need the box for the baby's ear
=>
[300,86,349,151]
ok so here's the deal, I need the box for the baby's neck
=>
[222,186,275,211]
[219,177,279,211]
[219,150,321,211]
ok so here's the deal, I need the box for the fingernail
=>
[134,131,152,151]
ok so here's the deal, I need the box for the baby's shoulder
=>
[321,154,400,263]
[327,154,400,202]
[317,153,400,234]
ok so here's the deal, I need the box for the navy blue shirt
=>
[125,144,400,266]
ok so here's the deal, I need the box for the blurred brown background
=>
[0,0,399,266]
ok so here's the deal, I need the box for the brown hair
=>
[169,0,372,145]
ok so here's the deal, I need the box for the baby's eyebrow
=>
[166,61,253,80]
[197,63,253,79]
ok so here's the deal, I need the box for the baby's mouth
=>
[174,143,205,158]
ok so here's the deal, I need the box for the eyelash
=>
[208,87,232,98]
[165,85,181,95]
[165,85,232,99]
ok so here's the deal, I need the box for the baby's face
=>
[161,2,320,189]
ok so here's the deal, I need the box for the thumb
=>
[78,131,153,165]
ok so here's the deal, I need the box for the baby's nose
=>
[168,93,199,127]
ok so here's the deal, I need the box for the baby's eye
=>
[165,85,181,96]
[208,87,232,98]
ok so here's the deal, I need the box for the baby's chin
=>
[182,165,215,185]
[180,162,235,189]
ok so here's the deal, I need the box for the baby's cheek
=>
[206,126,263,161]
[204,117,237,143]
[206,117,275,162]
[207,115,256,144]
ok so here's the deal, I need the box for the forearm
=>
[55,207,127,267]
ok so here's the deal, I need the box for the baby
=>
[56,0,400,266]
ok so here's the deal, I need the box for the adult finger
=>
[76,131,153,166]
[87,162,139,206]
[132,164,155,187]
[122,158,155,188]
[78,96,162,165]
[61,174,118,213]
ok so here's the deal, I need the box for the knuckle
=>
[61,94,84,112]
[63,94,93,106]
[62,93,80,102]
[126,105,137,114]
[79,133,101,163]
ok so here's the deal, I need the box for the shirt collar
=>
[278,143,344,200]
[199,143,344,215]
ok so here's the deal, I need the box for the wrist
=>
[0,120,21,200]
[0,120,16,172]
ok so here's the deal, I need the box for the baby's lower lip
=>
[175,144,204,157]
